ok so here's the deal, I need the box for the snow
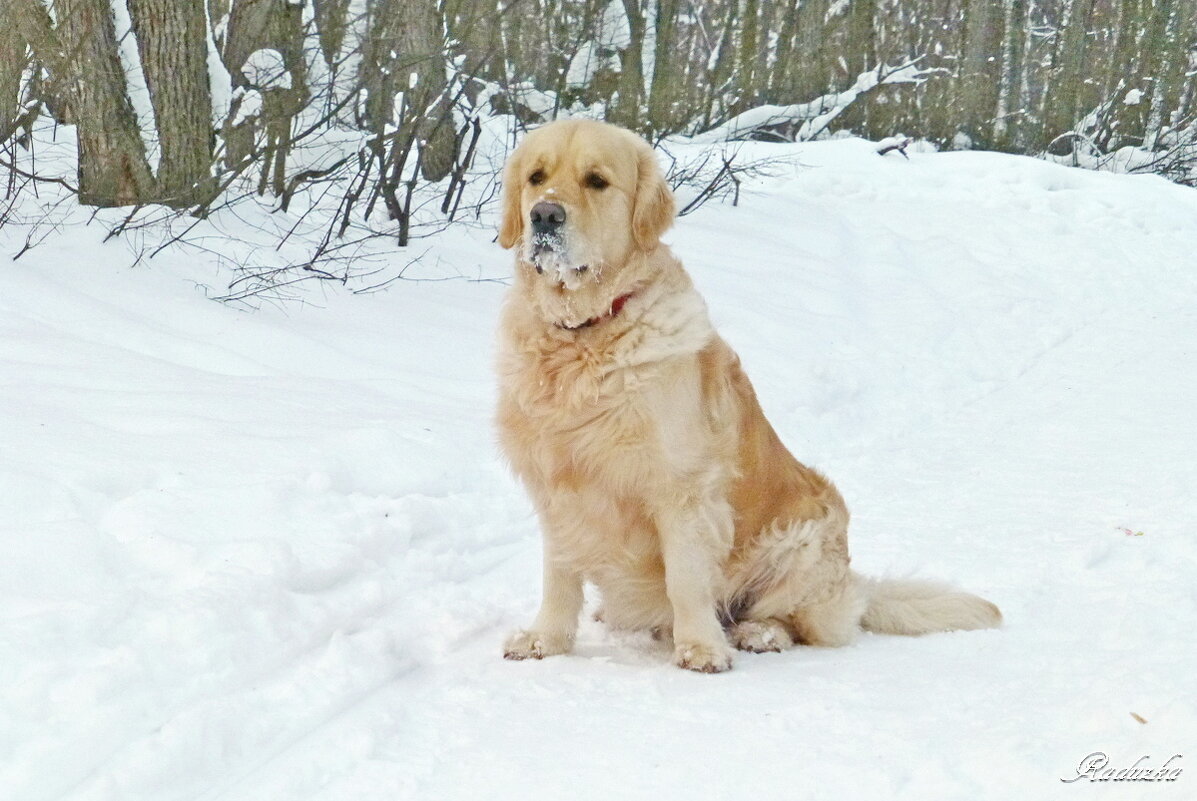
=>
[567,0,634,88]
[241,48,292,90]
[505,82,558,117]
[596,0,632,51]
[3,138,1197,800]
[566,41,604,89]
[826,0,851,21]
[204,2,233,125]
[230,88,262,126]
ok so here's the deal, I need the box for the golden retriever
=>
[495,119,1000,672]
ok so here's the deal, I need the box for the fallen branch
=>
[690,60,947,144]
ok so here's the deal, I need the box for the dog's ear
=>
[497,151,524,250]
[632,143,676,251]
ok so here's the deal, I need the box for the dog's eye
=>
[528,170,546,186]
[585,173,609,190]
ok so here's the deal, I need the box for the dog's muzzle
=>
[529,201,567,274]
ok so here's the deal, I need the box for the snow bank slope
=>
[2,140,1195,801]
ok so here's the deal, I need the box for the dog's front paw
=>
[503,629,572,661]
[673,640,733,673]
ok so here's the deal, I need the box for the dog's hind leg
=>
[731,499,865,649]
[787,582,867,647]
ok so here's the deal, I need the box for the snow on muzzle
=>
[528,200,589,288]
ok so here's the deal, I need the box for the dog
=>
[495,119,1000,673]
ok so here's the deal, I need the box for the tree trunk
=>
[647,0,680,134]
[0,0,29,139]
[1110,0,1147,147]
[733,0,760,114]
[126,0,213,206]
[958,0,1000,147]
[54,0,156,205]
[1042,0,1096,143]
[611,0,646,131]
[1173,3,1197,125]
[312,0,351,68]
[992,0,1027,150]
[397,0,453,181]
[222,0,305,190]
[1143,0,1180,150]
[793,0,829,100]
[705,0,740,123]
[361,0,453,181]
[768,0,801,102]
[1013,0,1038,150]
[845,0,875,78]
[919,0,967,147]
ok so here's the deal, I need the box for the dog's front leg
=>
[503,542,583,661]
[657,497,734,673]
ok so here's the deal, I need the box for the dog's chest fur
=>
[501,329,683,491]
[496,286,726,580]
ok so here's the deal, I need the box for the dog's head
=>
[498,119,675,291]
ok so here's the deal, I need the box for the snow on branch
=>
[689,61,946,144]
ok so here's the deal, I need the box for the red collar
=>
[556,292,634,331]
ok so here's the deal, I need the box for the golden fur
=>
[496,119,1000,672]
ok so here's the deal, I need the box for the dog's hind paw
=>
[728,619,794,653]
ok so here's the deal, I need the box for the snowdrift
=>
[2,138,1195,800]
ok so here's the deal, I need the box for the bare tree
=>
[24,0,157,205]
[220,0,306,193]
[1042,0,1097,142]
[992,0,1028,150]
[0,0,29,140]
[647,0,682,134]
[610,0,648,130]
[7,0,1197,304]
[127,0,214,205]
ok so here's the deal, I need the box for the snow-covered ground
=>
[3,138,1195,800]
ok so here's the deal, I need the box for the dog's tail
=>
[855,572,1002,635]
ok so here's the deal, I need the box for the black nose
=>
[530,201,566,234]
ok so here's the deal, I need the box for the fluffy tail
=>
[856,573,1002,635]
